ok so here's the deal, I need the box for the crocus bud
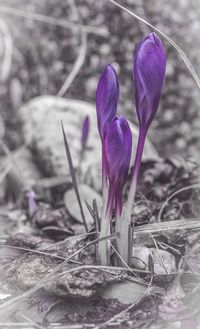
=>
[134,32,166,130]
[105,115,132,217]
[96,64,119,140]
[126,33,166,220]
[27,190,38,217]
[96,64,119,194]
[81,115,90,149]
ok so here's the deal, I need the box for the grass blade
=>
[61,122,88,232]
[93,199,100,233]
[109,0,200,91]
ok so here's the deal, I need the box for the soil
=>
[0,0,200,328]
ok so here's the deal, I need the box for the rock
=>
[182,253,200,274]
[18,96,159,192]
[132,246,176,275]
[4,253,57,290]
[132,246,150,270]
[4,149,42,202]
[150,248,176,275]
[64,184,102,227]
[98,281,146,304]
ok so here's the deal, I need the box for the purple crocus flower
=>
[81,115,90,149]
[134,32,166,130]
[126,32,166,219]
[105,115,132,218]
[96,64,119,140]
[98,115,132,266]
[96,64,119,195]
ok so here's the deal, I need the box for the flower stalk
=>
[127,32,166,223]
[126,127,146,220]
[98,183,115,265]
[101,142,108,202]
[98,115,132,265]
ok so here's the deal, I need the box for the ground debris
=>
[125,158,199,225]
[0,233,129,300]
[45,267,129,298]
[6,232,53,249]
[63,297,128,325]
[33,203,74,239]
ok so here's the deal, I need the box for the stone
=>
[18,96,159,192]
[64,184,102,228]
[150,248,176,275]
[132,246,176,275]
[98,281,146,304]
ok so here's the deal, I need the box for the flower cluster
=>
[96,32,166,265]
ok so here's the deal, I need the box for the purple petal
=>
[106,184,116,218]
[105,115,132,216]
[81,115,90,148]
[96,64,119,140]
[115,189,123,218]
[134,32,166,129]
[27,190,38,217]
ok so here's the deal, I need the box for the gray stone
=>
[19,96,159,192]
[132,246,176,275]
[64,184,102,227]
[98,280,146,304]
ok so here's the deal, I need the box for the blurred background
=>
[0,0,200,160]
[0,2,200,326]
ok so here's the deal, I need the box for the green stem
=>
[98,185,115,266]
[126,127,146,220]
[102,142,107,200]
[98,216,110,265]
[115,208,130,266]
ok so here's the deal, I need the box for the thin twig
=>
[0,6,108,37]
[110,241,149,283]
[17,312,44,329]
[134,218,200,234]
[0,244,67,261]
[0,144,27,185]
[47,265,150,284]
[57,0,87,96]
[0,139,27,183]
[150,235,168,275]
[0,163,12,185]
[0,18,13,81]
[157,183,200,221]
[0,323,38,327]
[108,0,200,90]
[42,231,97,250]
[57,31,87,96]
[0,233,119,315]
